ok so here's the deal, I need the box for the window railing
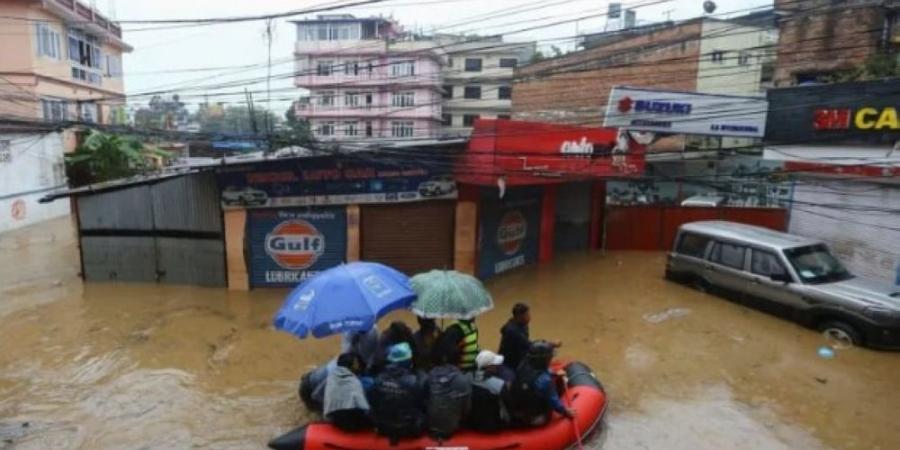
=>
[54,0,123,38]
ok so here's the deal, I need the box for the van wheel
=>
[818,321,862,348]
[691,277,710,294]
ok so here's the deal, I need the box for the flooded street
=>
[2,218,900,450]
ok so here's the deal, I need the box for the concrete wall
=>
[696,20,776,96]
[512,21,702,125]
[0,132,70,234]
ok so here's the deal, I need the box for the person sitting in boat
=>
[424,351,472,440]
[323,352,374,432]
[412,317,441,371]
[508,340,575,427]
[369,342,426,444]
[436,318,480,372]
[467,350,512,433]
[499,303,561,372]
[303,328,380,410]
[373,321,418,373]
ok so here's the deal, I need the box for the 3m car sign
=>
[248,208,346,287]
[479,188,541,279]
[604,86,767,138]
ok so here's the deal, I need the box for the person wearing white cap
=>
[467,350,512,432]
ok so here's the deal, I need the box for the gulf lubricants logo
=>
[265,220,325,270]
[497,210,527,256]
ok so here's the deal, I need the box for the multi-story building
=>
[0,0,130,233]
[0,0,132,124]
[512,14,776,125]
[773,0,899,86]
[293,15,443,141]
[436,36,534,137]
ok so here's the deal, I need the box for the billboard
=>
[478,188,542,279]
[766,79,900,145]
[247,207,347,287]
[217,155,456,209]
[604,86,767,138]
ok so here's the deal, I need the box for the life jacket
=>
[509,362,550,424]
[456,321,479,371]
[426,364,471,439]
[370,366,425,438]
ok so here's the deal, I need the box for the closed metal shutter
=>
[789,180,900,284]
[554,182,592,253]
[361,201,455,274]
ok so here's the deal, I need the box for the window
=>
[391,121,414,138]
[298,23,361,41]
[390,61,415,77]
[320,91,335,107]
[677,233,711,259]
[316,60,333,76]
[784,244,853,284]
[0,140,11,164]
[391,91,415,107]
[711,50,725,63]
[35,23,61,59]
[498,86,512,100]
[497,114,511,120]
[710,242,746,270]
[105,54,123,78]
[363,92,374,107]
[365,121,373,137]
[464,58,482,72]
[41,99,69,122]
[499,58,518,68]
[78,102,98,123]
[441,114,452,126]
[442,84,453,99]
[343,60,360,76]
[737,51,751,66]
[319,121,336,136]
[67,29,102,68]
[463,85,482,99]
[345,92,361,107]
[344,121,359,136]
[751,250,788,278]
[463,114,480,127]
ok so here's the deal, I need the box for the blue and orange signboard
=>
[478,188,542,279]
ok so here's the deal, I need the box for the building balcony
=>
[295,102,441,121]
[45,0,131,50]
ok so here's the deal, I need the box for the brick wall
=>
[773,0,886,86]
[512,21,703,126]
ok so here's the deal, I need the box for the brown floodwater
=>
[2,217,899,450]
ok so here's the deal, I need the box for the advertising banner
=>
[217,155,456,209]
[766,79,900,145]
[478,188,542,279]
[604,86,767,138]
[247,207,347,287]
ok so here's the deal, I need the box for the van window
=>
[750,250,788,278]
[676,233,710,258]
[710,242,746,270]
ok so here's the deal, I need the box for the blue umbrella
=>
[273,262,415,339]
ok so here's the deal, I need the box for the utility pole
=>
[264,19,275,153]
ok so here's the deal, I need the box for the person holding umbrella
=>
[437,318,480,372]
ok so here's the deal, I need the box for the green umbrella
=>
[409,270,494,319]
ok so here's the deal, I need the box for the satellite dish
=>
[703,1,717,14]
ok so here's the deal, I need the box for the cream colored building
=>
[695,19,777,96]
[0,0,132,125]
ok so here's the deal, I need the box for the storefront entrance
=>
[553,182,593,253]
[360,201,455,275]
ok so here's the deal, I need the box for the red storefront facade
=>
[454,119,646,278]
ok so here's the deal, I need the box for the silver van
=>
[666,221,900,349]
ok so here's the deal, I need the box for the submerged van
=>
[666,221,900,349]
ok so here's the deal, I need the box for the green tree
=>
[133,95,189,130]
[828,54,900,83]
[65,131,168,186]
[195,105,280,135]
[271,104,312,148]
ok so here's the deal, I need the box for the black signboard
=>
[766,79,900,146]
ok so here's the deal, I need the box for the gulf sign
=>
[497,210,527,256]
[265,219,326,270]
[814,107,900,131]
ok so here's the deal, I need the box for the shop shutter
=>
[361,201,455,274]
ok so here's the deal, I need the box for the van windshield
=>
[783,244,853,284]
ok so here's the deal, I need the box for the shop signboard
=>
[461,119,645,186]
[766,79,900,145]
[604,86,767,138]
[478,188,542,279]
[247,207,346,287]
[217,155,456,209]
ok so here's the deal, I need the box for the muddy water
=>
[2,218,900,450]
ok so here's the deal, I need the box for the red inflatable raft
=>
[269,361,607,450]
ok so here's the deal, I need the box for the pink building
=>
[293,15,443,141]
